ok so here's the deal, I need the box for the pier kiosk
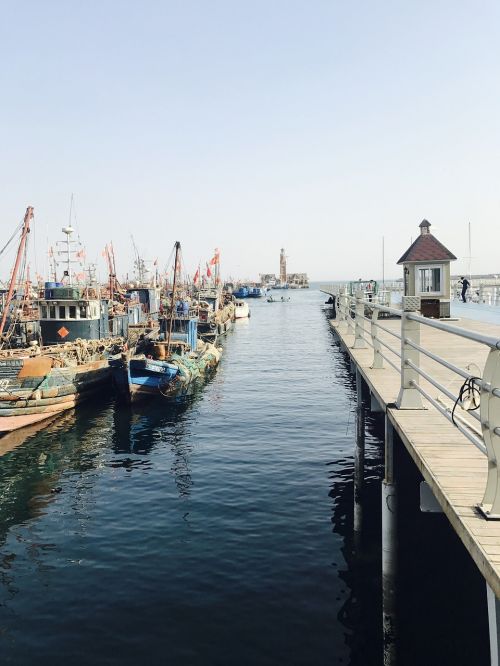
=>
[397,219,456,318]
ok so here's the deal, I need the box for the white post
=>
[354,369,365,543]
[382,416,398,664]
[397,296,423,410]
[352,290,367,349]
[488,583,500,666]
[371,307,384,369]
[338,288,347,328]
[478,347,500,519]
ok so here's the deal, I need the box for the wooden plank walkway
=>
[330,315,500,597]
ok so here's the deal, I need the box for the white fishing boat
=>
[234,299,250,319]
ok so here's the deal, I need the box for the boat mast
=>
[0,206,34,338]
[166,241,181,353]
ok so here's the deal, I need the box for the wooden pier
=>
[330,293,500,664]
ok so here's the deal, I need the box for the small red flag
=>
[193,268,200,284]
[206,263,212,278]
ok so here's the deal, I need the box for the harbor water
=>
[0,289,490,665]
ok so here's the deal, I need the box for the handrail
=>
[409,380,487,455]
[406,359,481,423]
[407,312,500,350]
[335,292,500,518]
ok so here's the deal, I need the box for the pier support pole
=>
[354,369,365,544]
[382,414,398,665]
[487,583,500,666]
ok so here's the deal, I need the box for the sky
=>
[1,0,499,282]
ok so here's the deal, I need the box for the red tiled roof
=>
[397,233,457,264]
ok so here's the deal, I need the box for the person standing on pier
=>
[459,276,470,302]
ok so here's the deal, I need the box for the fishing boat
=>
[234,299,250,318]
[247,286,264,298]
[110,242,222,402]
[197,287,235,340]
[233,285,249,298]
[0,209,129,435]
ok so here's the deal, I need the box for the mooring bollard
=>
[396,296,423,409]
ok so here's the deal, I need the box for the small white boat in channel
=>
[234,299,250,319]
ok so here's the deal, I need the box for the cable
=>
[451,376,481,426]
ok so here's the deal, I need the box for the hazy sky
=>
[1,1,499,282]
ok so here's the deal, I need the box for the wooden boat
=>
[0,339,121,434]
[0,210,129,435]
[110,242,222,403]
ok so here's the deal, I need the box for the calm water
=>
[0,290,490,665]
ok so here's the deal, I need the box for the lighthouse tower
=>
[279,248,287,285]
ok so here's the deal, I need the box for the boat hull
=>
[0,354,112,434]
[111,344,221,404]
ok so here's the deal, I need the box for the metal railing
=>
[335,288,500,520]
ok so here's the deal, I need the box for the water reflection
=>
[328,338,385,665]
[110,387,208,497]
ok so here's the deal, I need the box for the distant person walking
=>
[460,277,470,303]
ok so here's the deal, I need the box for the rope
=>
[451,376,481,426]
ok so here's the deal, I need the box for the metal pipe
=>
[379,352,401,374]
[404,338,474,382]
[406,359,481,422]
[409,381,486,454]
[407,313,500,350]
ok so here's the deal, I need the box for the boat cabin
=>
[159,316,198,352]
[397,220,456,318]
[126,286,161,320]
[197,288,220,323]
[38,286,111,344]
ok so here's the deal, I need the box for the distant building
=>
[260,249,309,288]
[280,249,287,284]
[287,272,309,288]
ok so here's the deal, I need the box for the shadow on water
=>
[326,332,385,666]
[110,384,210,497]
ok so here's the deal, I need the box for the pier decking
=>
[331,315,500,598]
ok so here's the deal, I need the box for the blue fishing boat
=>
[233,285,249,298]
[248,287,264,298]
[111,242,222,403]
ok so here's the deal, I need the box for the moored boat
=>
[110,242,222,402]
[197,287,235,340]
[0,210,129,435]
[234,299,250,318]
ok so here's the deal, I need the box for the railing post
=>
[396,296,423,409]
[338,288,347,327]
[352,290,367,349]
[371,308,383,368]
[478,347,500,519]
